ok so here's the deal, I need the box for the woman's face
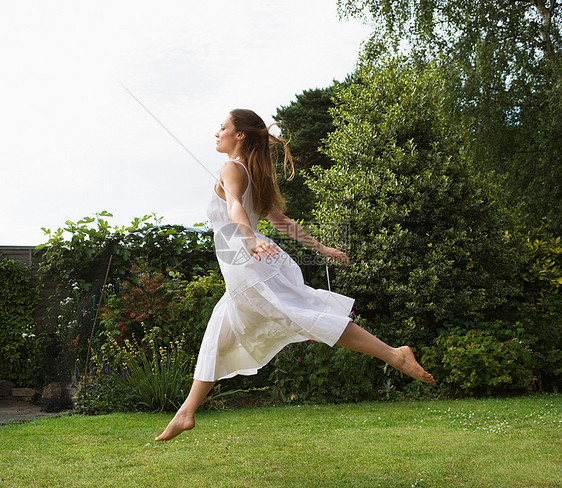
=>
[215,116,242,155]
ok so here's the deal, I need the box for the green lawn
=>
[0,395,560,488]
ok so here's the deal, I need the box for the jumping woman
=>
[156,109,434,441]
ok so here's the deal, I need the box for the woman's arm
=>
[220,162,279,261]
[266,209,349,263]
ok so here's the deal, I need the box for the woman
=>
[156,109,434,442]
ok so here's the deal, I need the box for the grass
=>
[0,395,560,488]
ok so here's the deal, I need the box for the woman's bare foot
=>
[392,346,436,385]
[155,413,195,442]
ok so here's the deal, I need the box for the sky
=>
[0,0,372,246]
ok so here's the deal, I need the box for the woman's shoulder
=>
[219,159,250,187]
[219,159,249,177]
[220,158,245,167]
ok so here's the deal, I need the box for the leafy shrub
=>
[270,340,377,404]
[420,222,562,398]
[505,225,562,391]
[176,271,226,353]
[0,258,44,386]
[36,212,216,384]
[37,212,215,292]
[423,328,535,397]
[518,301,562,392]
[100,262,189,343]
[512,225,562,314]
[100,267,224,351]
[73,373,134,415]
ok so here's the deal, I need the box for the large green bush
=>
[0,258,43,386]
[289,55,562,397]
[310,57,518,346]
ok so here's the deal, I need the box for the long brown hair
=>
[230,108,294,216]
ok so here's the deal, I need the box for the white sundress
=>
[193,159,355,382]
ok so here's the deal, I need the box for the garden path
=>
[0,399,67,425]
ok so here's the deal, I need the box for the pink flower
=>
[310,340,315,344]
[297,357,302,364]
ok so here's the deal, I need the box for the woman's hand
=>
[244,236,280,262]
[319,245,350,264]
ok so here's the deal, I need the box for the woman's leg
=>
[155,380,215,441]
[336,321,435,384]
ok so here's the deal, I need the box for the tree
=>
[274,86,340,220]
[337,0,560,71]
[337,0,562,234]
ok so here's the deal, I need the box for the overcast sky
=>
[0,0,371,246]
